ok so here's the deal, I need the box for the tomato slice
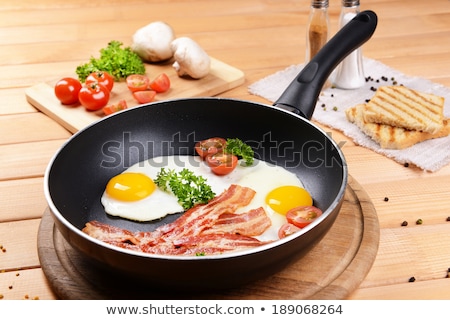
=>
[126,74,149,92]
[278,223,301,239]
[205,152,238,175]
[195,137,227,158]
[54,77,82,105]
[103,99,128,115]
[86,71,114,92]
[78,83,110,111]
[286,206,322,229]
[149,73,171,93]
[132,90,156,104]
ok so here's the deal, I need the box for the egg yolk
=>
[106,172,156,201]
[265,185,313,215]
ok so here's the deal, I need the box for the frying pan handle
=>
[274,10,378,119]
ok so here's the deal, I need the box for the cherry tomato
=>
[132,90,156,104]
[149,73,171,93]
[286,205,322,229]
[195,137,227,159]
[54,77,82,105]
[86,71,114,92]
[78,83,110,111]
[126,74,149,92]
[103,99,128,115]
[278,223,301,239]
[206,152,238,175]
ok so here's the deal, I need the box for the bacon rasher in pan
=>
[82,184,273,255]
[201,207,271,237]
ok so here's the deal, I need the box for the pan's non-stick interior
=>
[47,98,346,233]
[45,98,347,289]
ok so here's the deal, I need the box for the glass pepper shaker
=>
[333,0,365,89]
[305,0,329,63]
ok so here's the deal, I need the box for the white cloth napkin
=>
[248,58,450,172]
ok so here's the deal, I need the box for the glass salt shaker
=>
[333,0,365,89]
[305,0,329,63]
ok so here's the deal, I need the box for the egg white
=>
[101,155,304,240]
[232,161,304,241]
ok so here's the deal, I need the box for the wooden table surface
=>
[1,0,450,300]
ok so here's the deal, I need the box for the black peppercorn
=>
[384,197,389,202]
[401,221,408,226]
[408,277,416,282]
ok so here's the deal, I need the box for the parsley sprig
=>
[76,40,146,82]
[224,138,254,166]
[154,168,215,210]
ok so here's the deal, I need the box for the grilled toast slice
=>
[363,86,445,134]
[346,104,450,149]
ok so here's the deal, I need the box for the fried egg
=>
[101,155,311,240]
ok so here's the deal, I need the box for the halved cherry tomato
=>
[78,83,110,111]
[103,99,128,115]
[126,74,149,92]
[54,77,82,105]
[132,90,156,104]
[286,205,322,229]
[278,223,301,239]
[149,73,171,93]
[86,71,114,92]
[195,137,227,159]
[206,152,238,175]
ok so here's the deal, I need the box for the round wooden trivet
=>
[37,175,379,300]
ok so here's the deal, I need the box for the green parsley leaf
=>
[224,138,254,166]
[154,168,215,210]
[76,40,146,82]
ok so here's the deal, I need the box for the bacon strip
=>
[173,233,268,255]
[155,184,256,238]
[201,207,271,236]
[82,185,273,255]
[83,220,140,245]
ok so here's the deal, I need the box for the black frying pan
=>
[44,11,377,291]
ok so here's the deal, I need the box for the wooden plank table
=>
[1,0,450,300]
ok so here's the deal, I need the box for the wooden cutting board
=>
[37,175,379,300]
[25,57,245,133]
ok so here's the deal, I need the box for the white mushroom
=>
[131,21,175,62]
[171,37,211,79]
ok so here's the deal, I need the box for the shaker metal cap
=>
[342,0,360,6]
[311,0,329,8]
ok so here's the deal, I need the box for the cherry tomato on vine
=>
[195,137,227,159]
[132,90,156,104]
[206,152,238,175]
[278,223,301,239]
[103,99,128,115]
[126,74,149,92]
[149,73,171,93]
[86,71,114,92]
[286,205,322,229]
[78,83,110,111]
[54,77,82,105]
